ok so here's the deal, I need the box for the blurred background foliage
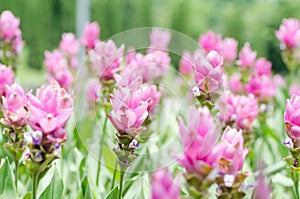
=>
[0,0,300,73]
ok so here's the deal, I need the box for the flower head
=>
[149,28,171,52]
[199,31,222,53]
[0,10,20,41]
[179,51,194,75]
[237,42,257,68]
[59,33,80,57]
[219,37,238,63]
[82,22,100,50]
[275,18,300,49]
[284,95,300,146]
[0,64,14,96]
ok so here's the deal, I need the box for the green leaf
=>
[0,158,17,199]
[40,167,64,199]
[105,185,119,199]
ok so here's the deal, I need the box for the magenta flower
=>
[177,106,219,170]
[205,127,248,174]
[59,33,80,57]
[0,64,14,96]
[199,31,222,53]
[275,18,300,49]
[284,95,300,145]
[245,74,277,101]
[44,50,73,89]
[107,88,149,136]
[218,92,259,131]
[228,73,243,93]
[141,84,161,115]
[254,58,272,76]
[219,37,238,63]
[148,28,171,52]
[237,42,257,68]
[91,40,124,81]
[0,10,20,41]
[82,22,100,50]
[151,169,180,199]
[193,50,224,93]
[179,51,194,75]
[1,83,28,128]
[27,81,73,143]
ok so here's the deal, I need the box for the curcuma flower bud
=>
[81,22,100,50]
[193,50,224,94]
[1,83,28,129]
[151,169,180,199]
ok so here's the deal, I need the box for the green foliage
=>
[0,158,17,199]
[39,167,64,199]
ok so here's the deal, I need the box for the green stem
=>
[96,116,108,186]
[294,171,300,199]
[14,158,18,192]
[32,172,39,199]
[110,160,118,190]
[118,169,125,199]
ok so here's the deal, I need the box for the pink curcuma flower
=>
[219,37,238,64]
[228,73,243,93]
[107,87,150,136]
[81,22,100,50]
[86,78,101,103]
[193,50,224,93]
[252,172,272,199]
[218,92,259,131]
[275,18,300,49]
[284,95,300,146]
[0,64,14,96]
[91,39,124,81]
[59,33,80,57]
[289,84,300,96]
[44,50,73,89]
[141,84,161,115]
[179,51,194,75]
[1,83,28,128]
[148,28,171,52]
[245,74,277,101]
[0,10,20,41]
[237,42,257,68]
[205,127,248,174]
[151,169,180,199]
[254,58,272,76]
[27,81,73,143]
[199,31,222,53]
[114,68,143,90]
[177,106,219,170]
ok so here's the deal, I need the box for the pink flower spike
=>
[0,64,14,96]
[275,18,300,49]
[237,42,257,68]
[151,169,180,199]
[219,37,238,63]
[0,10,20,40]
[81,22,100,50]
[149,28,171,52]
[199,31,222,53]
[59,33,80,57]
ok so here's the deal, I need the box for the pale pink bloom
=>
[107,88,149,135]
[219,37,238,63]
[1,83,28,128]
[148,28,171,52]
[179,51,194,75]
[91,40,124,81]
[27,81,73,143]
[228,73,243,93]
[290,84,300,96]
[237,42,257,68]
[252,172,272,199]
[199,31,222,53]
[245,75,277,100]
[114,69,143,90]
[284,95,300,143]
[0,64,14,96]
[193,50,224,93]
[275,18,300,49]
[254,58,272,76]
[0,10,20,40]
[273,74,286,88]
[12,29,23,54]
[59,33,80,57]
[141,84,161,115]
[126,50,170,82]
[205,127,248,174]
[177,106,219,170]
[44,50,73,89]
[218,92,259,131]
[151,169,180,199]
[82,22,100,50]
[86,78,101,103]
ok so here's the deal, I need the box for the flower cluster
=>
[0,10,23,70]
[44,33,79,90]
